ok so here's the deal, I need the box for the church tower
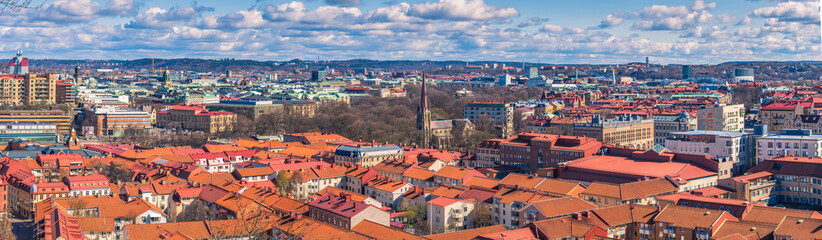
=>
[74,64,82,85]
[163,69,172,89]
[417,73,432,148]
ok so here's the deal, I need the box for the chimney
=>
[575,213,582,220]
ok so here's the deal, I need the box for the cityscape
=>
[0,0,821,240]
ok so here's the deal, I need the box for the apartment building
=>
[744,156,822,206]
[427,197,475,232]
[653,111,696,145]
[363,177,413,209]
[463,101,514,138]
[491,187,554,229]
[666,130,750,176]
[0,73,57,106]
[475,139,502,168]
[496,133,602,170]
[308,192,390,230]
[334,143,404,167]
[759,101,810,133]
[155,106,236,133]
[652,205,737,240]
[574,114,654,150]
[579,178,679,207]
[697,104,745,131]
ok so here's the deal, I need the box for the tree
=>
[179,199,214,222]
[274,173,292,197]
[472,202,493,228]
[401,203,429,235]
[101,162,134,184]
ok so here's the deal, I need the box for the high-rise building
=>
[417,74,432,148]
[697,104,745,132]
[311,70,326,81]
[497,74,512,86]
[682,65,691,79]
[527,66,539,79]
[8,51,28,75]
[0,73,57,106]
[55,80,76,105]
[665,130,749,177]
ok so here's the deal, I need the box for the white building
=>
[653,112,696,145]
[757,129,822,164]
[665,131,747,177]
[427,197,475,233]
[363,178,413,210]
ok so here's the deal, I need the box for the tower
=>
[8,51,28,75]
[74,64,82,85]
[417,73,432,148]
[163,69,172,89]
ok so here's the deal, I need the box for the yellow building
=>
[574,114,655,150]
[0,110,72,134]
[0,73,57,106]
[155,106,236,133]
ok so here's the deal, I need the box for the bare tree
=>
[0,212,13,239]
[472,202,493,228]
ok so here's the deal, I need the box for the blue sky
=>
[0,0,819,64]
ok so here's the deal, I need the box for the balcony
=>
[639,227,651,235]
[749,180,777,190]
[450,210,465,218]
[663,228,676,235]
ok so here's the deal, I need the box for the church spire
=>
[417,72,432,148]
[421,73,429,110]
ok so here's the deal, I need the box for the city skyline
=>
[0,0,819,64]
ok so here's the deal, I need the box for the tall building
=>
[574,114,655,150]
[8,51,28,74]
[82,106,151,136]
[527,66,539,79]
[682,65,691,79]
[73,64,82,85]
[0,73,57,106]
[697,104,744,132]
[311,70,326,81]
[417,74,432,148]
[756,129,822,163]
[759,101,809,133]
[55,80,76,105]
[464,101,514,138]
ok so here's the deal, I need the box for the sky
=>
[0,0,819,64]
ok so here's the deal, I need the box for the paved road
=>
[11,217,33,240]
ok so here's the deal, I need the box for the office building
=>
[206,98,283,121]
[0,110,72,134]
[82,106,151,136]
[311,70,326,81]
[496,133,602,170]
[734,68,755,82]
[527,66,539,79]
[574,114,655,150]
[334,143,404,167]
[681,65,691,79]
[55,80,76,105]
[697,104,745,132]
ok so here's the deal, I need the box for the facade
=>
[0,122,58,134]
[55,80,76,105]
[653,112,696,145]
[427,197,475,233]
[363,178,413,209]
[475,139,502,168]
[464,101,514,138]
[82,106,151,136]
[743,156,822,206]
[0,73,57,106]
[578,178,679,207]
[574,114,655,150]
[666,130,750,176]
[155,106,236,133]
[756,129,822,163]
[62,174,110,197]
[334,143,404,167]
[0,110,72,134]
[651,205,737,240]
[308,192,390,230]
[206,99,283,121]
[759,101,810,133]
[697,104,745,131]
[496,133,602,170]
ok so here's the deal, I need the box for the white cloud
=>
[751,1,820,24]
[598,13,625,28]
[406,0,518,21]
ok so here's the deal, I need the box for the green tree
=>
[274,173,293,195]
[401,203,429,235]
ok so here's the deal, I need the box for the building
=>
[311,70,326,81]
[464,101,514,138]
[8,51,28,74]
[334,143,404,167]
[155,106,236,133]
[475,139,502,168]
[0,110,72,134]
[283,132,352,145]
[697,104,745,131]
[206,99,283,121]
[651,205,737,240]
[55,80,76,105]
[62,174,110,197]
[496,133,602,170]
[0,122,58,135]
[760,101,810,133]
[578,178,679,207]
[718,171,776,203]
[743,156,822,206]
[363,177,413,209]
[427,197,475,232]
[558,146,721,191]
[653,112,696,145]
[0,73,57,105]
[574,114,655,150]
[418,75,433,148]
[756,129,822,163]
[517,197,598,227]
[308,192,390,230]
[666,130,750,176]
[682,65,691,79]
[82,106,151,136]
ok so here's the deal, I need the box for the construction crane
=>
[146,56,172,73]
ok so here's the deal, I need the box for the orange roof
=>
[434,166,481,182]
[654,205,736,229]
[203,144,247,153]
[278,146,323,158]
[533,178,585,197]
[499,173,544,188]
[461,177,500,189]
[582,178,678,200]
[774,216,822,239]
[528,197,597,218]
[426,225,508,240]
[430,186,464,198]
[741,205,822,226]
[351,220,420,240]
[78,217,115,232]
[713,220,775,240]
[493,188,554,204]
[233,167,274,177]
[124,221,212,239]
[402,167,435,181]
